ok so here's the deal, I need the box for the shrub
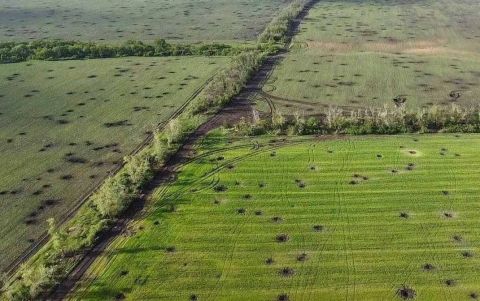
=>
[93,176,133,218]
[258,0,309,44]
[189,51,265,114]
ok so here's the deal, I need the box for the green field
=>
[0,56,227,271]
[261,0,480,114]
[0,0,291,43]
[72,133,480,301]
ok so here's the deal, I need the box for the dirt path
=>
[48,1,320,300]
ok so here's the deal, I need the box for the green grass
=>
[296,0,480,52]
[0,56,227,271]
[262,49,480,113]
[72,133,480,301]
[261,0,480,113]
[0,0,291,43]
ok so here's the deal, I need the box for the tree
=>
[93,177,132,217]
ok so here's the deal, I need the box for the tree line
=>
[235,105,480,136]
[0,39,259,64]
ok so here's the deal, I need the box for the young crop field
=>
[0,0,292,43]
[261,0,480,114]
[0,56,226,271]
[72,133,480,301]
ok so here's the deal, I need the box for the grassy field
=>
[72,133,480,301]
[0,0,291,43]
[0,56,227,271]
[261,0,480,114]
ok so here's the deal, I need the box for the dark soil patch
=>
[276,234,289,243]
[266,258,274,265]
[65,156,87,164]
[399,212,409,219]
[272,216,283,223]
[297,253,308,262]
[279,267,294,277]
[422,263,435,271]
[213,184,227,192]
[313,225,324,232]
[104,120,131,127]
[165,246,176,253]
[453,235,463,242]
[396,285,416,299]
[277,294,289,301]
[443,212,454,218]
[243,194,252,199]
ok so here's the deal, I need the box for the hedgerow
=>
[235,105,480,136]
[258,0,310,44]
[0,39,259,64]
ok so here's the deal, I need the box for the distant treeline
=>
[0,39,269,63]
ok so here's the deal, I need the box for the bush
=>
[93,176,133,218]
[189,51,265,114]
[258,0,309,44]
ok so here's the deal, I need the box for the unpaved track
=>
[48,1,320,299]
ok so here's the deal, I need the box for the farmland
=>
[261,0,480,114]
[2,0,480,300]
[0,56,226,271]
[0,0,292,43]
[72,133,480,301]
